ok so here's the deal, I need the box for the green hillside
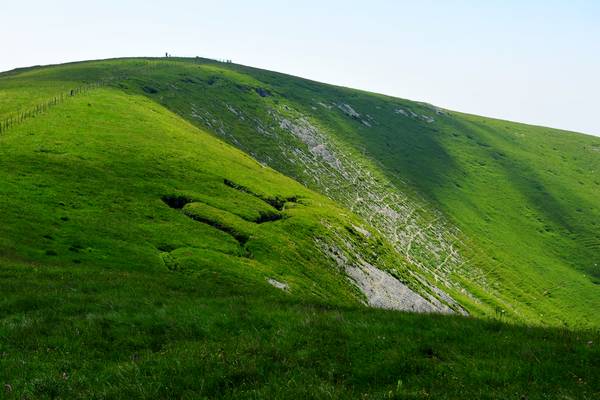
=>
[0,58,599,398]
[144,59,600,327]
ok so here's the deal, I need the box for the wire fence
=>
[0,81,105,135]
[0,58,221,136]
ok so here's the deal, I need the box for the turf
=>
[1,260,598,399]
[0,58,599,398]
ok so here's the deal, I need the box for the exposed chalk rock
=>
[337,103,361,119]
[267,278,289,291]
[346,262,450,313]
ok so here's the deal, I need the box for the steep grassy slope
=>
[0,85,421,309]
[156,60,600,327]
[0,59,599,398]
[28,57,594,327]
[0,60,476,316]
[2,58,599,327]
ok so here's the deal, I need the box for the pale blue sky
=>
[3,1,600,136]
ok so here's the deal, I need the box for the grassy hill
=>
[0,58,598,398]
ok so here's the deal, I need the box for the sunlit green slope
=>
[0,86,415,308]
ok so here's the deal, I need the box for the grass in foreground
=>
[0,260,598,399]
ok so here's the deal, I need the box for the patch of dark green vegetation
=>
[182,205,250,246]
[255,87,272,97]
[223,178,298,211]
[161,194,192,209]
[255,210,283,224]
[156,243,178,252]
[223,178,254,194]
[142,85,158,94]
[263,196,295,211]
